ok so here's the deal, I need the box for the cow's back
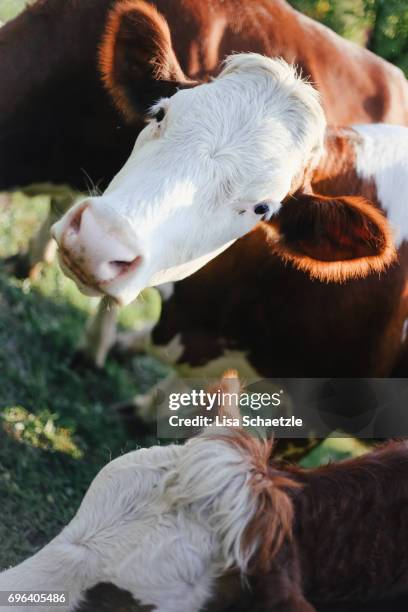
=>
[156,0,408,126]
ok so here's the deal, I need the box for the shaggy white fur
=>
[0,429,262,611]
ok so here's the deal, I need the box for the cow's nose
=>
[54,202,142,286]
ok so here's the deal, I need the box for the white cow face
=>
[52,55,325,305]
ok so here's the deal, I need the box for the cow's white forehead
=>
[130,54,326,210]
[157,55,323,155]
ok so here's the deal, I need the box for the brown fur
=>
[214,380,299,571]
[211,426,408,610]
[99,0,408,126]
[75,582,153,611]
[236,435,298,572]
[311,129,378,201]
[270,193,396,283]
[270,127,397,282]
[99,0,193,121]
[208,378,408,607]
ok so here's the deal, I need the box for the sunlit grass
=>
[2,406,83,459]
[0,192,49,257]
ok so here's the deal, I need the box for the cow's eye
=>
[254,202,270,216]
[155,107,166,122]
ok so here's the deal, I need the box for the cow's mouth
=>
[57,249,104,298]
[57,249,142,306]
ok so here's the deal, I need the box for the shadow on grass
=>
[0,270,159,567]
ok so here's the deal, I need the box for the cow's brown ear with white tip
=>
[99,0,194,120]
[269,193,397,282]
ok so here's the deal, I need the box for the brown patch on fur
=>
[203,571,245,612]
[99,0,192,120]
[204,440,408,611]
[75,582,153,611]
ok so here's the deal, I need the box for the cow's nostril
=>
[109,255,143,277]
[69,203,88,235]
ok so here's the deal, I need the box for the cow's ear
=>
[99,0,193,120]
[269,193,396,282]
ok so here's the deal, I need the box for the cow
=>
[2,0,408,277]
[2,372,408,612]
[52,44,408,393]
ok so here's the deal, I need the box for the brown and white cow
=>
[2,0,408,278]
[53,24,408,382]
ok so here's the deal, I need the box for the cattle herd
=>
[2,0,408,610]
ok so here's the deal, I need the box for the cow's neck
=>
[286,126,378,205]
[307,127,377,202]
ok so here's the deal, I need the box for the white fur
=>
[0,431,260,611]
[354,124,408,247]
[52,54,326,305]
[165,431,260,572]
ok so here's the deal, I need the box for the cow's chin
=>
[57,253,103,298]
